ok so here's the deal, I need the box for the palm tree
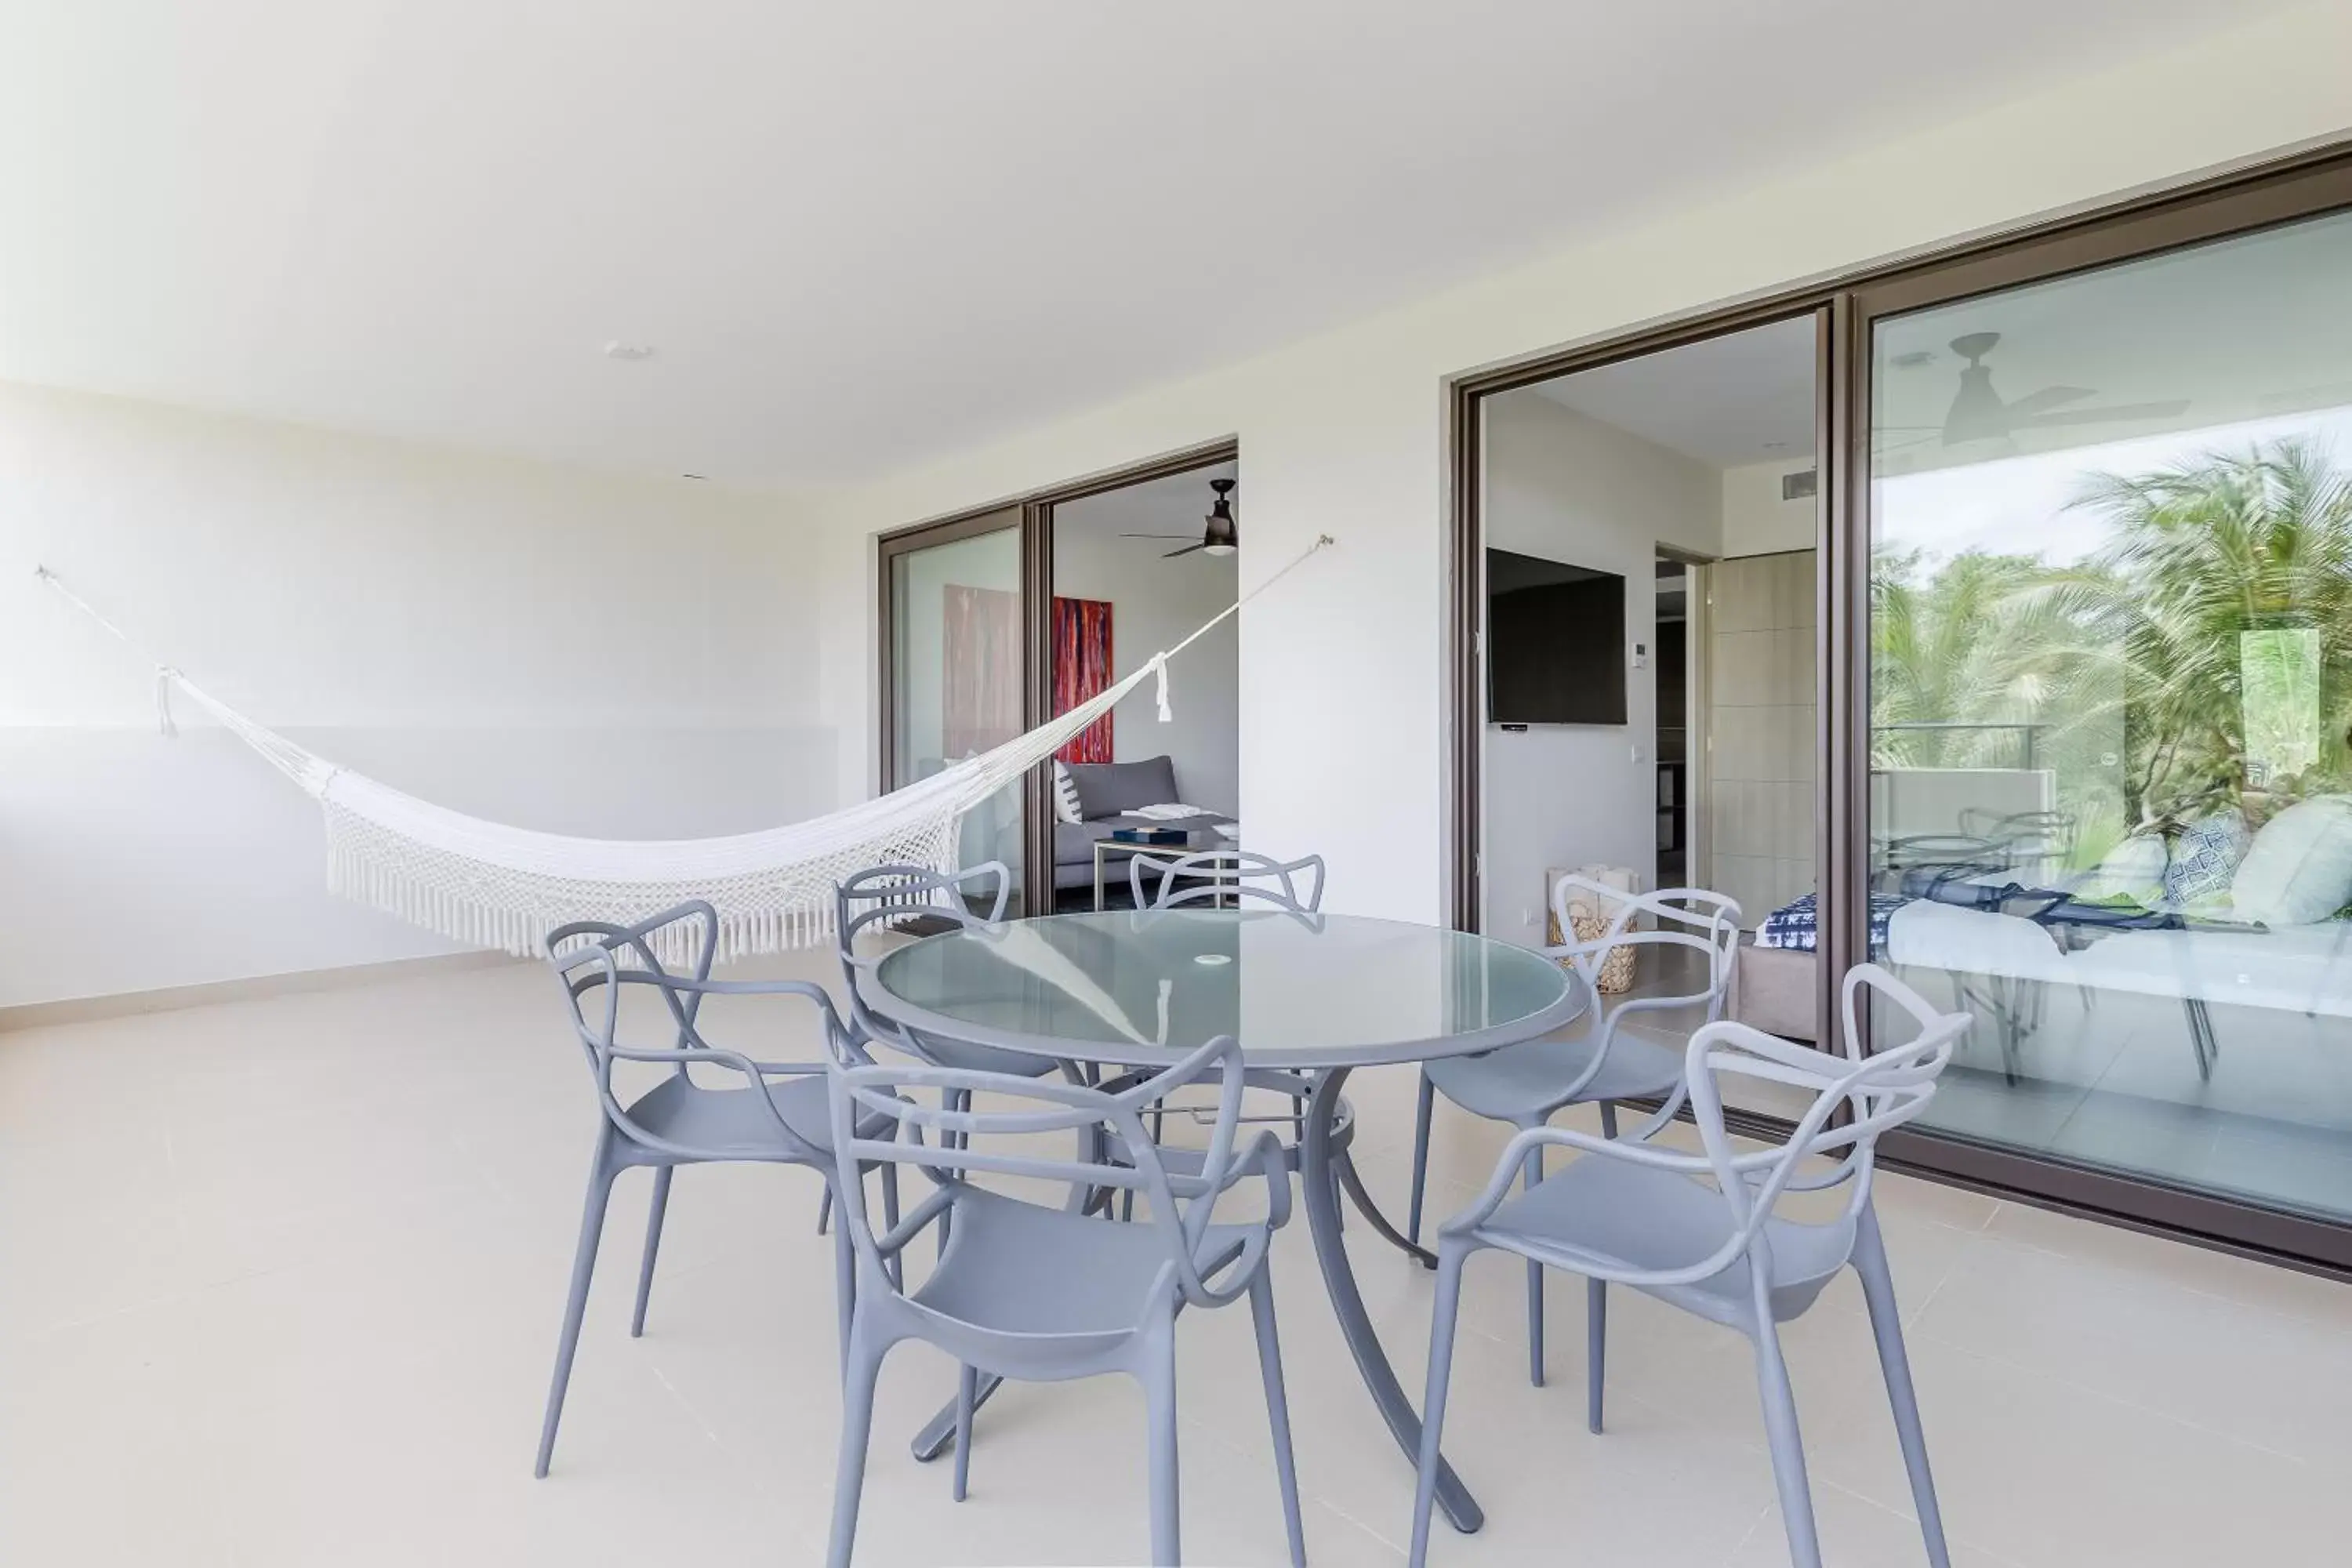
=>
[1870,437,2352,844]
[2071,437,2352,823]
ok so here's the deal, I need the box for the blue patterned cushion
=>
[2162,810,2248,908]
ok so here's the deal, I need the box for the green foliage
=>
[1871,438,2352,840]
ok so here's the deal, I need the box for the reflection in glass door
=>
[1867,204,2352,1225]
[884,510,1029,914]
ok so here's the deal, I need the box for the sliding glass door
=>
[881,508,1030,914]
[1861,197,2352,1236]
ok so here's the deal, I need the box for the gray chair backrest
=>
[549,899,848,1164]
[826,1034,1289,1313]
[1130,849,1327,913]
[1686,964,1964,1250]
[1549,876,1741,1021]
[835,862,1011,1051]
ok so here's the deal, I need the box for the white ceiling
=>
[1530,316,1816,469]
[0,1,2296,488]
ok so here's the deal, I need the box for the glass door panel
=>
[1867,204,2352,1222]
[886,511,1028,915]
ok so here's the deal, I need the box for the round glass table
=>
[862,907,1585,1534]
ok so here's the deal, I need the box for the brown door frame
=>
[876,438,1240,908]
[1448,139,2352,1278]
[1839,152,2352,1276]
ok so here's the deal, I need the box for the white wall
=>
[1053,477,1240,818]
[1721,459,1819,558]
[1,383,824,1007]
[1479,392,1720,941]
[804,5,2352,929]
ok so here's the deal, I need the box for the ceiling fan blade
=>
[2003,386,2098,417]
[2013,400,2191,430]
[1119,532,1198,539]
[1162,542,1207,559]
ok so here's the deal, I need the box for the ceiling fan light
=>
[1203,543,1236,557]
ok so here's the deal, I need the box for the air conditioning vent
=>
[1781,469,1819,502]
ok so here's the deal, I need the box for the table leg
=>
[1302,1067,1483,1534]
[1336,1150,1436,1269]
[913,1374,1004,1462]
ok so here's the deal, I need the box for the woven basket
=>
[1548,904,1638,993]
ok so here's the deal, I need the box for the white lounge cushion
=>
[2230,796,2352,926]
[1886,900,2075,984]
[2072,922,2352,1017]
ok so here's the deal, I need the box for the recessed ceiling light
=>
[603,340,656,361]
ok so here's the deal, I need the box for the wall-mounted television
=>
[1486,548,1626,725]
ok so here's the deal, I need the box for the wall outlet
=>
[1520,907,1537,928]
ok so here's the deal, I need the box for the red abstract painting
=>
[1051,596,1116,764]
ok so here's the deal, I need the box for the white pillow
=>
[2081,833,2168,906]
[1051,761,1083,825]
[2230,796,2352,926]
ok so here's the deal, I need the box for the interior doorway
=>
[875,441,1239,914]
[1468,312,1825,1061]
[1047,460,1242,910]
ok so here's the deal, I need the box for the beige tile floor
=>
[5,953,2351,1566]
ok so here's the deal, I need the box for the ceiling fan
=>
[1122,477,1238,558]
[1883,332,2189,448]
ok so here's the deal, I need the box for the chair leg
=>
[816,1186,832,1236]
[1248,1270,1308,1568]
[1142,1328,1181,1567]
[1597,1099,1618,1139]
[826,1319,886,1568]
[952,1364,978,1503]
[831,1193,856,1374]
[630,1164,673,1339]
[1407,1071,1435,1246]
[940,1087,968,1257]
[1587,1277,1606,1434]
[1751,1314,1824,1568]
[535,1133,619,1479]
[1409,1243,1468,1568]
[1855,1208,1951,1568]
[1521,1145,1544,1388]
[877,1162,903,1290]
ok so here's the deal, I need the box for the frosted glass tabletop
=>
[863,909,1583,1069]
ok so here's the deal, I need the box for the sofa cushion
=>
[2161,809,2248,909]
[1066,754,1181,819]
[2230,795,2352,926]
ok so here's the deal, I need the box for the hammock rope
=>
[34,535,1331,960]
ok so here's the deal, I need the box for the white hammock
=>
[37,538,1329,960]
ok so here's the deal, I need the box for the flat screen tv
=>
[1486,548,1627,725]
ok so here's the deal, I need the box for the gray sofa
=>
[1053,753,1235,895]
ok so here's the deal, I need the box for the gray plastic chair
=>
[822,862,1066,1238]
[1409,964,1966,1568]
[1120,855,1328,1221]
[535,901,895,1478]
[823,1034,1306,1568]
[1128,848,1327,913]
[1406,878,1740,1384]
